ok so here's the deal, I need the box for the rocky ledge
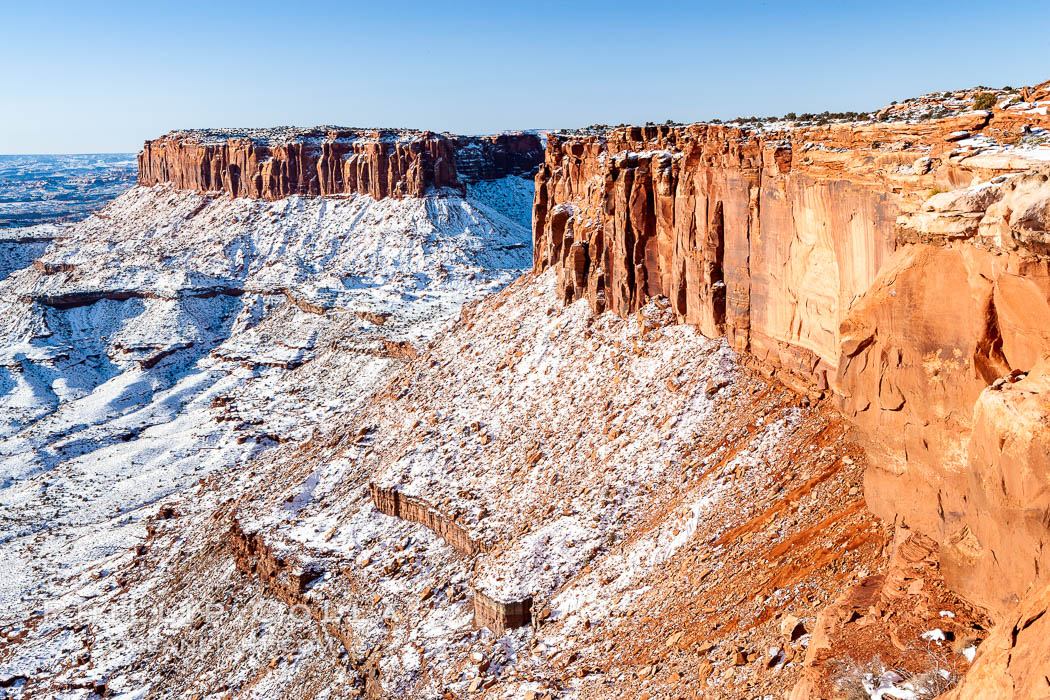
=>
[138,127,544,200]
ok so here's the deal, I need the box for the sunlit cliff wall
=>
[532,101,1050,646]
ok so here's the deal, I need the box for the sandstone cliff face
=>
[533,107,1048,396]
[839,172,1050,622]
[138,127,543,200]
[945,575,1050,699]
[533,94,1050,695]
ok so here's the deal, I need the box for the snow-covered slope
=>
[0,163,972,700]
[0,267,893,700]
[0,178,533,696]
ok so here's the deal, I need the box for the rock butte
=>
[137,127,544,200]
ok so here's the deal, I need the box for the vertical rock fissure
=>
[709,200,726,330]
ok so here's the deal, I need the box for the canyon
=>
[1,79,1050,699]
[0,154,137,228]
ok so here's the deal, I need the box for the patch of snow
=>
[920,628,946,642]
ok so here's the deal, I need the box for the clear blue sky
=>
[2,0,1048,154]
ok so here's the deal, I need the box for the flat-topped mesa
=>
[137,127,544,200]
[533,83,1050,647]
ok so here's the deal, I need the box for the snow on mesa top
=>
[138,126,546,200]
[149,126,524,146]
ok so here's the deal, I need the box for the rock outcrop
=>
[944,577,1050,699]
[472,589,532,636]
[227,518,385,698]
[370,483,487,557]
[533,86,1050,696]
[369,484,535,635]
[228,518,325,602]
[138,127,543,200]
[791,527,987,699]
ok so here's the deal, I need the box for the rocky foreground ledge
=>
[137,127,544,200]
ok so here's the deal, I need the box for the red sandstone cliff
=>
[137,127,543,200]
[533,85,1050,697]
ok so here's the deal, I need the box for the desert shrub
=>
[973,93,997,110]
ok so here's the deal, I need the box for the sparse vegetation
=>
[719,109,871,127]
[834,656,959,700]
[973,92,997,110]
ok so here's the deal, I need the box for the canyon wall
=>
[533,110,1043,395]
[138,127,543,200]
[532,103,1050,646]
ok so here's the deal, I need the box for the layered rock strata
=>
[472,590,533,636]
[227,519,384,697]
[369,483,486,557]
[138,127,543,200]
[532,88,1050,694]
[369,483,534,634]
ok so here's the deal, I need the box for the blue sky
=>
[1,0,1048,153]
